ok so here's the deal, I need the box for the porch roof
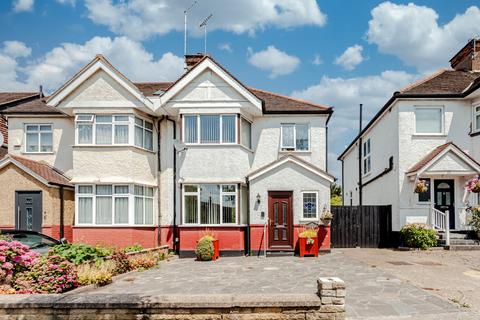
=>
[406,142,480,176]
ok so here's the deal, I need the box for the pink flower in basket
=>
[466,176,480,193]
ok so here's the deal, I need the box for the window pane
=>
[418,179,431,202]
[222,185,236,192]
[78,185,93,194]
[26,133,38,152]
[241,118,251,149]
[222,115,236,143]
[96,115,112,123]
[26,125,38,132]
[96,124,112,144]
[241,186,249,225]
[416,108,442,134]
[184,185,198,193]
[134,185,144,195]
[134,197,144,224]
[96,197,112,224]
[114,115,129,121]
[200,115,220,143]
[295,124,308,150]
[40,132,53,152]
[135,125,143,147]
[135,117,143,126]
[303,193,317,219]
[184,116,198,143]
[145,129,153,150]
[114,125,129,144]
[145,187,154,197]
[77,115,93,121]
[78,124,92,144]
[40,125,51,131]
[114,197,129,224]
[144,198,153,224]
[222,195,236,223]
[114,185,129,194]
[200,185,220,224]
[96,185,112,195]
[282,124,294,148]
[476,114,480,130]
[78,197,93,224]
[184,195,198,223]
[145,121,153,130]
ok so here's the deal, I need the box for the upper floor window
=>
[134,117,153,150]
[25,124,53,153]
[183,114,237,144]
[363,138,371,175]
[240,117,252,149]
[281,123,309,151]
[473,105,480,132]
[415,106,444,135]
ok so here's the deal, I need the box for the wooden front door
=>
[434,180,455,230]
[268,191,293,249]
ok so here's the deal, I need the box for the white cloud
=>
[2,41,31,58]
[84,0,326,41]
[248,46,300,79]
[366,2,480,72]
[312,54,322,66]
[12,0,34,12]
[218,43,233,53]
[0,37,184,93]
[335,45,364,71]
[56,0,76,5]
[292,70,418,178]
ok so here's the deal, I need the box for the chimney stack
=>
[185,53,207,70]
[450,38,480,71]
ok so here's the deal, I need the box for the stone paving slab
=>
[86,251,478,319]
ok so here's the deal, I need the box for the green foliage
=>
[128,252,159,270]
[331,195,342,206]
[468,206,480,235]
[195,236,214,261]
[110,251,133,275]
[330,183,342,197]
[49,243,111,265]
[400,224,437,249]
[122,244,144,253]
[13,255,77,293]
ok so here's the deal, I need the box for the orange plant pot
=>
[298,237,318,257]
[212,239,220,261]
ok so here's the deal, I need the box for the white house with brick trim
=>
[339,39,480,233]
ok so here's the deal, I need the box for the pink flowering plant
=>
[13,255,78,294]
[0,240,39,285]
[466,176,480,193]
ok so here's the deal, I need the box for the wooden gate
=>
[331,205,392,248]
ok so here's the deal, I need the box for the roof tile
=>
[9,155,72,187]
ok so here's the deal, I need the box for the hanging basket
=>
[414,180,428,194]
[466,177,480,193]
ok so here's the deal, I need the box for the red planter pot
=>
[212,239,219,261]
[298,237,318,257]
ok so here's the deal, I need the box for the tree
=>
[330,183,342,206]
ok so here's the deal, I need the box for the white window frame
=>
[301,191,319,221]
[473,104,480,133]
[182,114,238,145]
[75,184,155,227]
[362,138,371,176]
[134,117,154,151]
[240,116,252,149]
[280,123,310,151]
[24,123,53,153]
[75,114,131,146]
[182,184,238,225]
[414,106,445,136]
[133,185,155,226]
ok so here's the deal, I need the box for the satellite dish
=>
[0,132,4,147]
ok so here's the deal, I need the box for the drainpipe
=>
[357,104,363,247]
[166,117,178,253]
[245,179,251,256]
[157,116,164,247]
[59,186,64,239]
[341,159,345,206]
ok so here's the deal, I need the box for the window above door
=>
[280,123,309,151]
[414,106,444,135]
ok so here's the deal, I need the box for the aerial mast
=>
[199,14,213,55]
[184,1,198,69]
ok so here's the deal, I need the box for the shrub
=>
[0,285,16,294]
[13,255,77,293]
[298,228,317,238]
[77,260,115,286]
[95,245,115,257]
[0,240,39,284]
[129,252,158,270]
[49,243,110,265]
[400,224,437,249]
[195,236,214,261]
[110,251,133,275]
[122,244,143,253]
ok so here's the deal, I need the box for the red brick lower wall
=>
[72,227,159,249]
[159,225,174,249]
[178,226,246,252]
[42,225,73,243]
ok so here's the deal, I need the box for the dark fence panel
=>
[331,205,392,248]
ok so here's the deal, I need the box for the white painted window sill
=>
[412,134,447,138]
[279,150,311,155]
[22,152,54,155]
[72,144,156,154]
[74,225,156,228]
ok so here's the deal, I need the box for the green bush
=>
[195,236,214,261]
[122,244,143,253]
[468,206,480,235]
[400,224,437,249]
[49,244,111,265]
[76,260,115,286]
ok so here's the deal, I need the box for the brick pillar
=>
[317,277,346,318]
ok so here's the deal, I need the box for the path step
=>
[266,251,295,257]
[438,239,480,246]
[445,245,480,251]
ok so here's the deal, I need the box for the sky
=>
[2,0,480,181]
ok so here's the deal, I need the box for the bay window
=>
[183,115,237,144]
[415,106,444,135]
[281,123,309,151]
[474,105,480,132]
[240,117,252,149]
[134,117,153,150]
[25,124,53,153]
[183,184,237,225]
[76,184,154,226]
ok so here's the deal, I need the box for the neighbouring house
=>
[0,54,334,256]
[339,39,480,233]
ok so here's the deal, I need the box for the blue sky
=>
[2,0,480,180]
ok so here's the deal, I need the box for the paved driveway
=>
[88,250,478,319]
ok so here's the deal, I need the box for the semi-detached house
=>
[0,54,334,256]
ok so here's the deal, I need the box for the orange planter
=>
[298,237,318,257]
[212,239,220,261]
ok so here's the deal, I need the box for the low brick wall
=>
[0,277,346,319]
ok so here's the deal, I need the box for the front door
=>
[268,191,293,249]
[15,191,42,232]
[434,180,455,230]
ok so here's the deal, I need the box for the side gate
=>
[331,205,392,248]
